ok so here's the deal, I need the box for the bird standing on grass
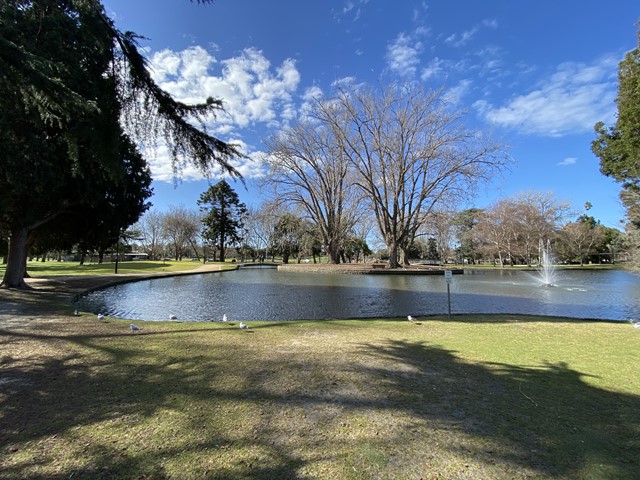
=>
[408,315,416,322]
[222,314,228,322]
[130,323,142,333]
[169,314,177,320]
[97,314,105,321]
[239,322,249,330]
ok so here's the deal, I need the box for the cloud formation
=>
[474,56,618,137]
[386,32,423,77]
[146,46,300,182]
[558,157,577,167]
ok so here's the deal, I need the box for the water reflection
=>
[73,268,640,322]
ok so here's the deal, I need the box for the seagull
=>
[239,322,249,330]
[169,314,177,320]
[407,315,416,322]
[222,314,228,322]
[97,314,105,321]
[130,323,142,333]
[74,309,79,316]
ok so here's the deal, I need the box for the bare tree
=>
[162,206,201,261]
[475,200,520,266]
[560,221,605,266]
[324,82,509,268]
[422,210,456,264]
[512,191,571,265]
[475,192,571,265]
[136,210,165,259]
[263,109,362,263]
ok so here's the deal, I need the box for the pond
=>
[73,267,640,322]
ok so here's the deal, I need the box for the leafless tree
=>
[323,82,510,268]
[559,222,605,266]
[422,210,456,264]
[475,200,520,266]
[162,206,202,261]
[476,191,571,265]
[135,210,165,259]
[512,191,572,265]
[263,108,363,263]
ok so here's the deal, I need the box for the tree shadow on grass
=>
[356,339,639,478]
[0,327,638,479]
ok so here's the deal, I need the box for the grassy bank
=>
[0,259,222,277]
[1,313,638,479]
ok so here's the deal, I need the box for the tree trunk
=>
[399,247,411,267]
[1,227,30,289]
[326,237,341,264]
[388,241,399,269]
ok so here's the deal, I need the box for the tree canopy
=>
[198,180,247,262]
[0,0,242,288]
[592,25,640,223]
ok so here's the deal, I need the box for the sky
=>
[103,0,639,229]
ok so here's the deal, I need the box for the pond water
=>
[73,267,640,322]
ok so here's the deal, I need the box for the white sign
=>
[444,270,453,284]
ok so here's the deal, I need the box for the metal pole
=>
[447,283,451,321]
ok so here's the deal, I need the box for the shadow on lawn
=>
[357,340,639,477]
[0,329,638,479]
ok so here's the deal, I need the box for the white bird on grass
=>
[169,314,177,320]
[97,314,105,321]
[239,322,249,331]
[74,309,79,316]
[628,318,640,329]
[407,315,416,322]
[130,323,142,333]
[222,314,228,322]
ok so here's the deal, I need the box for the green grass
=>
[1,314,638,479]
[0,259,232,277]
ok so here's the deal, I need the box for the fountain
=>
[538,239,557,287]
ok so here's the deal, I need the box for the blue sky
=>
[104,0,639,228]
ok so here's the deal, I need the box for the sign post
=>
[444,270,453,320]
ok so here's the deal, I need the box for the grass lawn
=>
[1,311,638,479]
[0,259,219,277]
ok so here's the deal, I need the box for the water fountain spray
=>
[538,238,556,287]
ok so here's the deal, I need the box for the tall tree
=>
[198,180,247,263]
[324,82,509,268]
[0,1,242,288]
[263,106,361,264]
[592,25,640,263]
[592,26,640,195]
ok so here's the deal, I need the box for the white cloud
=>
[421,57,446,80]
[444,79,473,105]
[148,140,266,183]
[386,32,423,77]
[445,26,479,48]
[474,56,618,137]
[445,18,498,48]
[149,46,300,132]
[146,45,301,182]
[558,157,577,166]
